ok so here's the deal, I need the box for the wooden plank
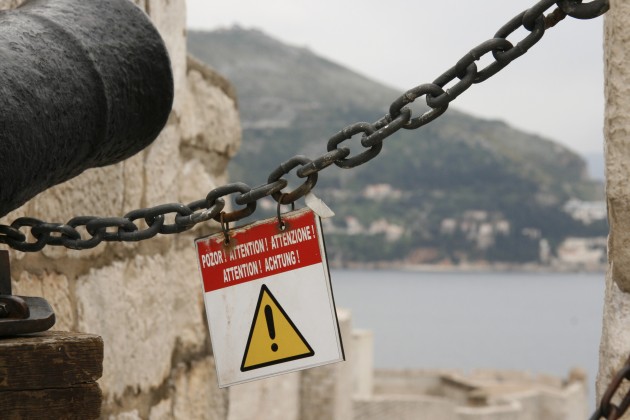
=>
[0,331,103,391]
[0,383,102,419]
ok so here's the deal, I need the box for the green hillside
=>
[188,27,606,265]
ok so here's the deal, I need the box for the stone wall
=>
[454,401,521,420]
[299,308,354,420]
[354,395,456,420]
[363,369,588,420]
[599,0,630,415]
[0,0,240,417]
[352,329,374,398]
[227,373,301,420]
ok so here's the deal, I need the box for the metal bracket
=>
[0,250,55,336]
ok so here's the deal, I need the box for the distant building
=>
[563,199,607,224]
[521,227,541,240]
[441,218,458,235]
[539,238,551,264]
[345,216,365,235]
[363,183,403,200]
[554,237,606,270]
[368,219,404,242]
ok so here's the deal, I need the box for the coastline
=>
[328,259,606,274]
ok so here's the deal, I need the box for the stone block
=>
[109,410,142,420]
[0,0,24,10]
[299,308,353,420]
[146,0,187,115]
[144,121,183,206]
[605,0,630,293]
[172,357,229,420]
[122,152,147,213]
[354,395,456,420]
[538,383,588,420]
[353,329,374,398]
[455,400,521,420]
[13,270,74,331]
[75,250,209,401]
[181,63,242,162]
[228,372,301,420]
[506,391,541,420]
[149,399,174,420]
[600,0,630,405]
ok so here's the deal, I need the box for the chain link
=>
[0,0,609,252]
[267,156,319,204]
[591,355,630,420]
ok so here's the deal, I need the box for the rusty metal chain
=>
[0,0,609,253]
[591,355,630,420]
[0,3,624,417]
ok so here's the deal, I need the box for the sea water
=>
[330,269,605,405]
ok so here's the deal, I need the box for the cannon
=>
[0,0,174,217]
[0,0,173,335]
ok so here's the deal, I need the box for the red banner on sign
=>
[196,209,323,293]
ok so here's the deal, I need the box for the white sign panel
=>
[195,208,345,387]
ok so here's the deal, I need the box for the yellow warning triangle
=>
[241,285,314,372]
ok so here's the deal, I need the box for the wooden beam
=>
[0,331,103,418]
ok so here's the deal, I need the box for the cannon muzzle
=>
[0,0,174,217]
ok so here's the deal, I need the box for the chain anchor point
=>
[0,250,55,336]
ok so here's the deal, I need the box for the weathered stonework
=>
[354,395,456,420]
[13,270,74,332]
[227,372,301,420]
[0,0,24,10]
[604,0,630,293]
[74,253,208,401]
[599,0,630,413]
[171,357,229,420]
[0,0,241,417]
[299,309,354,420]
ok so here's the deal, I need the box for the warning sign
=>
[241,285,314,371]
[195,208,344,387]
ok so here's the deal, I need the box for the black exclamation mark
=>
[265,305,278,352]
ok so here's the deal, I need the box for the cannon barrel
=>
[0,0,174,217]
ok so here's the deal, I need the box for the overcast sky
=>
[186,0,605,155]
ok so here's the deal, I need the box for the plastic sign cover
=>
[195,208,345,387]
